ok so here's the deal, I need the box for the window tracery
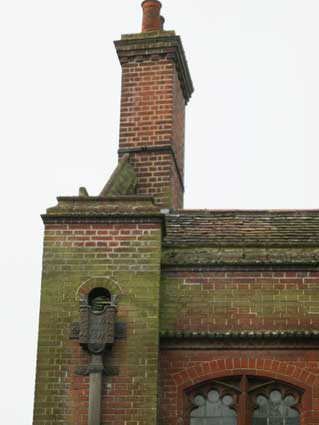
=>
[187,375,302,425]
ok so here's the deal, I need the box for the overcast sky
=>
[1,1,319,423]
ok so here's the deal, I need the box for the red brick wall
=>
[33,220,162,425]
[129,151,172,207]
[160,271,319,331]
[171,69,185,209]
[172,68,185,182]
[119,59,174,150]
[119,56,186,208]
[159,268,319,424]
[171,158,183,211]
[159,349,319,425]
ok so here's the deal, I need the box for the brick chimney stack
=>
[114,1,194,209]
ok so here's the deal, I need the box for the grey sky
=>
[1,1,319,423]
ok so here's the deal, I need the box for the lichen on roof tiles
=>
[164,210,319,247]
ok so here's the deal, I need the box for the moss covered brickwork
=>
[33,197,163,425]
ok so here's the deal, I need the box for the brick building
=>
[33,2,319,425]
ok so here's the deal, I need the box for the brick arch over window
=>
[75,276,124,300]
[172,358,316,425]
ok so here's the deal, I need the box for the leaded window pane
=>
[188,376,301,425]
[253,391,299,425]
[191,390,237,425]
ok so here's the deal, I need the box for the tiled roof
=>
[164,210,319,247]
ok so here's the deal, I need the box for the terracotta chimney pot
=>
[141,0,162,32]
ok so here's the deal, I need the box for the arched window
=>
[187,375,302,425]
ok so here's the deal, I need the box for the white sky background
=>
[1,0,319,423]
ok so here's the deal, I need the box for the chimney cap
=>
[141,0,163,33]
[141,0,162,7]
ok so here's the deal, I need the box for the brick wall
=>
[159,268,319,424]
[160,271,319,331]
[119,56,186,209]
[129,151,173,207]
[172,68,185,184]
[33,219,162,425]
[159,349,319,425]
[119,59,174,151]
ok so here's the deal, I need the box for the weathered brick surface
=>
[159,267,319,424]
[32,11,319,425]
[100,154,137,196]
[129,151,173,207]
[160,271,319,331]
[119,59,175,150]
[172,68,185,182]
[33,221,162,425]
[117,43,188,209]
[159,349,319,425]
